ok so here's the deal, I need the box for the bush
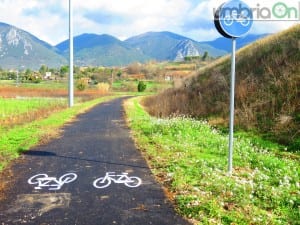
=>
[137,81,147,92]
[76,79,87,91]
[96,82,110,92]
[288,138,300,152]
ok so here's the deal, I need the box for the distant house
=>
[44,72,52,80]
[165,76,172,81]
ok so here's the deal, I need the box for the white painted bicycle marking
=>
[93,172,142,189]
[28,173,77,191]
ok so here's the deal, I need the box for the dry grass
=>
[0,85,110,129]
[0,86,67,98]
[0,102,67,129]
[0,86,109,101]
[143,25,300,150]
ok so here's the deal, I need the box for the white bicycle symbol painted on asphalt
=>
[93,172,142,188]
[28,173,77,191]
[224,11,250,27]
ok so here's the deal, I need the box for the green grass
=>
[0,95,119,171]
[124,97,300,225]
[0,97,67,120]
[0,79,68,89]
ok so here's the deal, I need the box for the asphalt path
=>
[0,98,190,225]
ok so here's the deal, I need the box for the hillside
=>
[125,31,226,60]
[0,22,66,70]
[144,25,300,151]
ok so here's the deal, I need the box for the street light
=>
[69,0,74,107]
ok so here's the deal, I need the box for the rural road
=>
[0,98,190,225]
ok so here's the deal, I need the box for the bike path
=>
[0,98,190,225]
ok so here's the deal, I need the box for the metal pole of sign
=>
[68,0,74,107]
[228,38,236,175]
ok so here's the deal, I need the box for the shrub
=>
[76,79,87,91]
[96,82,110,92]
[137,81,147,92]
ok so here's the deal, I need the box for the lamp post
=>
[69,0,74,107]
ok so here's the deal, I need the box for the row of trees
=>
[0,65,124,84]
[0,65,69,81]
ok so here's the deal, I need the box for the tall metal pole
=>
[228,38,236,175]
[69,0,74,107]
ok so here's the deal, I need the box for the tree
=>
[60,65,69,77]
[127,63,142,74]
[116,70,122,78]
[24,69,32,80]
[39,65,48,75]
[202,51,209,61]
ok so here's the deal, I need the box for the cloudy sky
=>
[0,0,298,45]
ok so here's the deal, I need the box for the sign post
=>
[214,0,253,175]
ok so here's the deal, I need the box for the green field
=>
[0,97,67,121]
[0,95,120,171]
[125,97,300,225]
[0,79,68,89]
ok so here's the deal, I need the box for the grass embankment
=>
[0,95,119,171]
[144,25,300,151]
[125,97,299,225]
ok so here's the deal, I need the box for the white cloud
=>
[0,0,298,45]
[183,0,300,40]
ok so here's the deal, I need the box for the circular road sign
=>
[214,0,253,38]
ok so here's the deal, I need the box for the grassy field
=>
[0,95,120,171]
[125,97,300,225]
[0,97,67,129]
[0,79,111,101]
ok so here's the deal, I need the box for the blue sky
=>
[0,0,298,45]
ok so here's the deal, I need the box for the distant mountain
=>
[56,33,150,67]
[201,34,269,52]
[56,33,123,52]
[0,22,66,70]
[0,22,271,69]
[125,31,226,61]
